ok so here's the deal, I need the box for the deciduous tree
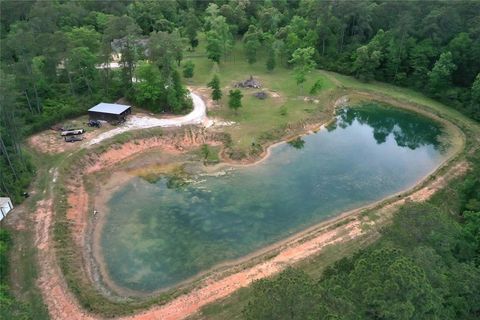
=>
[243,25,261,64]
[428,51,456,97]
[289,47,315,92]
[183,8,200,49]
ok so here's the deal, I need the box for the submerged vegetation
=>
[100,104,448,293]
[242,153,480,320]
[0,1,479,319]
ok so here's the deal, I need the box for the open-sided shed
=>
[88,103,131,123]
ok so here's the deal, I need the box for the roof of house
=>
[88,103,131,115]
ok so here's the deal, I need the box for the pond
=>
[98,103,448,293]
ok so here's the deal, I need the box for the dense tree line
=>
[1,0,479,201]
[0,2,479,318]
[244,153,480,320]
[200,1,480,120]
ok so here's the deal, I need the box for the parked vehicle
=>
[64,135,84,142]
[61,129,85,136]
[87,120,101,128]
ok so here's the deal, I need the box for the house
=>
[0,197,13,221]
[88,103,132,123]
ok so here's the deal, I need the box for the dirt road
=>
[87,91,207,146]
[28,88,468,319]
[33,149,466,320]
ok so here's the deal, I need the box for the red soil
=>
[34,131,467,319]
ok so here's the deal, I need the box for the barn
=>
[0,197,13,221]
[88,103,132,123]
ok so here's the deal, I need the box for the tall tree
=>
[103,15,142,89]
[207,15,233,61]
[289,47,316,92]
[428,51,456,97]
[66,46,97,94]
[264,33,276,71]
[469,74,480,119]
[182,61,195,79]
[183,8,200,50]
[149,30,184,77]
[206,30,223,63]
[243,25,262,64]
[207,75,222,102]
[228,89,243,114]
[352,29,385,81]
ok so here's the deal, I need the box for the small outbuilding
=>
[0,197,13,221]
[88,103,132,123]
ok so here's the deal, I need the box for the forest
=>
[0,1,479,319]
[243,159,480,319]
[1,0,480,202]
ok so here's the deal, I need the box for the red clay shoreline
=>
[32,91,467,320]
[89,115,461,299]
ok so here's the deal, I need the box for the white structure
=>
[0,197,13,221]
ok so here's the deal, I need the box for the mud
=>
[31,91,469,320]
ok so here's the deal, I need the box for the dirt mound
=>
[234,76,262,89]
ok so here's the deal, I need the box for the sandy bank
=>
[34,91,467,320]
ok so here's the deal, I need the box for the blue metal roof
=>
[88,103,131,115]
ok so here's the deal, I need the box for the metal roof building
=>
[88,103,131,122]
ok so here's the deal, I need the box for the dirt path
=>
[34,169,97,320]
[30,89,469,320]
[118,162,468,320]
[33,156,467,320]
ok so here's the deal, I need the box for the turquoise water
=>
[100,103,446,293]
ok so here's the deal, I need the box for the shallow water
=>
[100,103,447,292]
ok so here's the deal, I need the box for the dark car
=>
[64,135,83,143]
[87,120,101,128]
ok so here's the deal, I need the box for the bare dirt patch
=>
[51,148,466,320]
[67,181,89,247]
[34,197,97,320]
[33,92,469,320]
[28,127,112,154]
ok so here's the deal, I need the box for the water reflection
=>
[288,137,306,149]
[334,104,442,149]
[100,103,447,293]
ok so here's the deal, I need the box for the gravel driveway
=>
[87,91,207,146]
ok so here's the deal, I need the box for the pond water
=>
[99,103,447,293]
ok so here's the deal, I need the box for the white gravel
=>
[87,91,207,146]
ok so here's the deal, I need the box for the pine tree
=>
[182,61,195,78]
[207,75,222,102]
[266,46,276,71]
[228,89,243,114]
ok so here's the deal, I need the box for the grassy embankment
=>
[3,40,477,319]
[0,151,59,320]
[187,72,480,320]
[183,40,337,158]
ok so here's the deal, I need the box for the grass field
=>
[184,38,336,155]
[5,38,478,320]
[183,55,480,320]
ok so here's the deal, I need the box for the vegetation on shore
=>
[189,73,480,320]
[1,1,479,319]
[2,0,479,202]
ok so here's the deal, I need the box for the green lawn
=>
[183,53,479,320]
[183,38,336,154]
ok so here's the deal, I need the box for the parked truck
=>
[60,129,85,136]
